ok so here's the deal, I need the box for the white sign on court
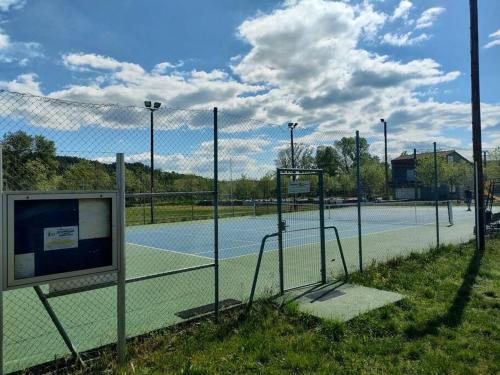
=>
[288,180,311,194]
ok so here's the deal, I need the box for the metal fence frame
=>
[0,90,486,373]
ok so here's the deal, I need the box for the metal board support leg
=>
[34,286,84,367]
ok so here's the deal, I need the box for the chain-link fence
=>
[0,89,492,373]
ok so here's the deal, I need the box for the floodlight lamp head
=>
[380,118,385,123]
[288,122,298,129]
[144,101,152,108]
[154,102,161,109]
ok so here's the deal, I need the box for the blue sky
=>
[0,0,499,177]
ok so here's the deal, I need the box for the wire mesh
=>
[0,89,491,373]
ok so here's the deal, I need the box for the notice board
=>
[2,192,118,290]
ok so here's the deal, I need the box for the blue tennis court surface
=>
[126,204,474,260]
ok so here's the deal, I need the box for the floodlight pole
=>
[381,119,389,200]
[150,110,155,224]
[145,101,161,224]
[469,0,485,251]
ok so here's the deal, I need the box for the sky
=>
[0,0,499,177]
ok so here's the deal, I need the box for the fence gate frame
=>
[276,168,326,294]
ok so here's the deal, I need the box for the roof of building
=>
[392,150,471,163]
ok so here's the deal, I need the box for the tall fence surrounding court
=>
[0,90,489,373]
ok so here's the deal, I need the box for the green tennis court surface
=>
[3,204,475,373]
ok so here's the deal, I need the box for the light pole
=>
[145,100,161,224]
[380,119,389,200]
[288,122,298,176]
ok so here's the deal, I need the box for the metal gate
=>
[277,168,326,293]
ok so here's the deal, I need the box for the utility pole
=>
[469,0,485,251]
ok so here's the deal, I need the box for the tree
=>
[1,131,58,190]
[275,143,315,169]
[416,155,449,188]
[334,137,369,173]
[485,147,500,182]
[315,146,342,176]
[58,160,112,190]
[360,159,385,199]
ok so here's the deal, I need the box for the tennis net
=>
[250,200,454,226]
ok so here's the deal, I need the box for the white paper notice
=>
[79,199,111,240]
[43,226,79,251]
[15,253,35,279]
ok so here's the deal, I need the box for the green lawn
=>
[63,236,499,374]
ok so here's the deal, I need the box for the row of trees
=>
[1,130,486,202]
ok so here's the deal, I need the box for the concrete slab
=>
[278,282,404,322]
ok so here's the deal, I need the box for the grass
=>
[32,237,500,374]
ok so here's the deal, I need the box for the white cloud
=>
[415,7,445,29]
[0,28,43,64]
[0,73,42,94]
[0,0,25,12]
[484,28,500,49]
[391,0,412,21]
[0,0,499,177]
[382,31,430,46]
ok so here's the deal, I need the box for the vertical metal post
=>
[276,169,284,294]
[318,171,326,284]
[213,107,219,321]
[0,145,3,375]
[116,153,126,365]
[469,0,485,251]
[433,143,440,248]
[414,148,418,200]
[483,151,487,167]
[383,120,389,199]
[150,110,155,224]
[229,158,234,217]
[356,131,363,272]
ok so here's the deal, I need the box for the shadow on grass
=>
[405,247,484,338]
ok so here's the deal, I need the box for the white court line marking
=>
[127,242,214,260]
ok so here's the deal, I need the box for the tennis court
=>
[127,201,466,260]
[3,201,476,373]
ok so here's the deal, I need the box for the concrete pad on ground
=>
[277,282,404,322]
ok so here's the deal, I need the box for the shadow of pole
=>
[405,247,484,338]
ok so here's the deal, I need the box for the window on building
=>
[406,168,415,182]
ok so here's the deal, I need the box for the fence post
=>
[277,169,284,294]
[433,142,440,247]
[318,171,326,284]
[213,107,219,322]
[0,145,4,375]
[414,148,418,200]
[116,153,126,366]
[356,131,362,272]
